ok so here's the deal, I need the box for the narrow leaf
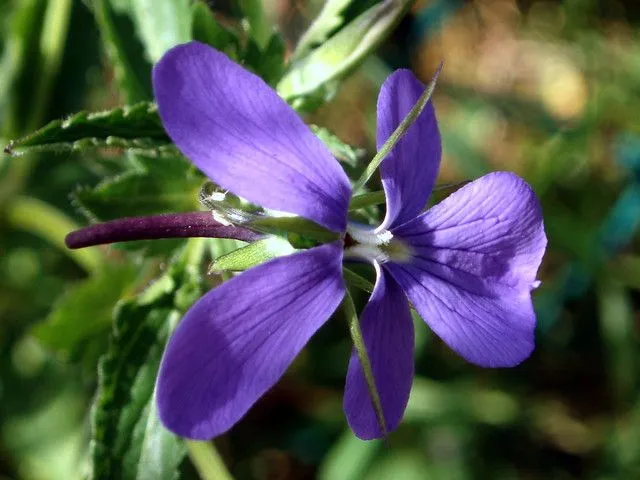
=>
[292,0,354,61]
[93,0,153,102]
[277,0,413,107]
[127,0,193,63]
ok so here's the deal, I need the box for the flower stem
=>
[351,62,443,194]
[185,440,234,480]
[65,212,262,249]
[6,195,103,274]
[342,290,388,437]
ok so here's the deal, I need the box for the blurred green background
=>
[2,0,640,478]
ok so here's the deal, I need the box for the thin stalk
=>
[65,212,262,249]
[186,440,234,480]
[352,62,443,194]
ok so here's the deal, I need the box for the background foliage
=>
[2,0,640,478]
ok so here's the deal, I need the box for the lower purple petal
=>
[344,264,414,439]
[156,242,345,439]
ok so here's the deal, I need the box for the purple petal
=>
[343,264,414,440]
[377,69,442,229]
[156,242,345,439]
[153,42,351,232]
[388,172,546,367]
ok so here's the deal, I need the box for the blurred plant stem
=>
[5,195,103,274]
[185,440,234,480]
[0,0,73,201]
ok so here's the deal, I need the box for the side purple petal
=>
[343,264,414,440]
[388,172,546,367]
[377,69,442,230]
[156,242,345,439]
[153,42,351,233]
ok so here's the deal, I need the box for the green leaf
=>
[312,125,365,167]
[277,0,412,109]
[292,0,354,61]
[239,0,272,50]
[4,102,170,156]
[91,242,204,479]
[191,1,241,57]
[132,401,186,480]
[210,236,295,273]
[127,0,192,63]
[33,263,138,359]
[72,153,202,222]
[242,32,286,86]
[93,0,153,102]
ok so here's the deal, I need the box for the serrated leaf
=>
[91,242,204,479]
[94,0,153,102]
[210,236,295,273]
[4,102,170,156]
[72,153,203,222]
[277,0,412,109]
[292,0,355,61]
[312,125,365,167]
[127,0,192,63]
[191,1,241,58]
[33,263,138,359]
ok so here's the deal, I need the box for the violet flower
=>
[153,42,546,440]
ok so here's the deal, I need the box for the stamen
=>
[346,223,393,246]
[65,212,262,249]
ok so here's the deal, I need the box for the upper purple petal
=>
[156,242,345,439]
[377,69,442,230]
[153,42,351,232]
[388,172,546,367]
[343,264,414,440]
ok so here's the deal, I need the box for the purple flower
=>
[153,42,546,440]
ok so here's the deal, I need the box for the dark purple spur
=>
[152,42,546,441]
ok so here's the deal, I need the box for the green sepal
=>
[342,290,388,437]
[249,216,341,244]
[210,237,295,274]
[352,62,443,193]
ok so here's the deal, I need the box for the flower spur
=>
[152,41,546,440]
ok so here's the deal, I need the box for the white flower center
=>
[344,223,413,264]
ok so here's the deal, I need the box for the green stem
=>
[186,440,234,480]
[342,290,387,436]
[5,196,103,274]
[351,63,443,194]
